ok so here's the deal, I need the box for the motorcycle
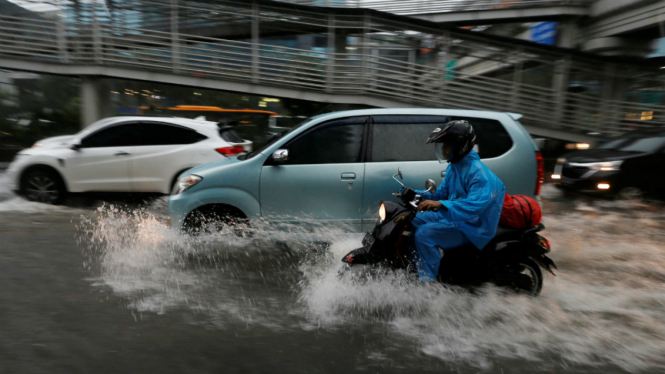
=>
[341,169,557,296]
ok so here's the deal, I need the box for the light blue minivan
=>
[168,109,543,232]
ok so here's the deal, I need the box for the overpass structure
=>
[0,0,663,143]
[284,0,665,54]
[280,0,592,25]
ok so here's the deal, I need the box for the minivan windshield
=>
[597,134,665,153]
[241,117,317,160]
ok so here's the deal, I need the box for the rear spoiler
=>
[217,120,241,130]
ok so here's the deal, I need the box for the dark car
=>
[553,129,665,198]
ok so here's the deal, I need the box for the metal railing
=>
[275,0,592,15]
[0,13,663,137]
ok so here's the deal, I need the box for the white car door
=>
[65,123,134,192]
[127,121,211,193]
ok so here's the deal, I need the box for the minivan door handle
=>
[341,172,356,180]
[114,151,131,156]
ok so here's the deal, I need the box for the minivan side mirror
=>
[425,179,436,193]
[272,149,289,163]
[70,142,81,151]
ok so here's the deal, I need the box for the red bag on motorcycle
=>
[499,194,542,229]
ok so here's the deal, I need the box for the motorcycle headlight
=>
[171,174,203,195]
[378,202,386,222]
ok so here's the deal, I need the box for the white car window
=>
[80,124,136,148]
[136,122,207,145]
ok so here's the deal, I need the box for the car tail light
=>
[535,151,544,195]
[215,146,245,157]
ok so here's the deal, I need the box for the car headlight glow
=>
[378,202,386,222]
[171,174,203,195]
[585,160,623,171]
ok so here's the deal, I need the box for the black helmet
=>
[426,120,476,163]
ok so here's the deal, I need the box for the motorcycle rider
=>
[411,120,506,281]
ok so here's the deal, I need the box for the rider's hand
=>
[418,200,443,213]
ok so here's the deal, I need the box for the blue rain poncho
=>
[417,150,506,250]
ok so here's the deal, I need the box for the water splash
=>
[296,200,665,372]
[78,191,665,372]
[78,204,354,326]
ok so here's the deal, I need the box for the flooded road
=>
[1,182,664,373]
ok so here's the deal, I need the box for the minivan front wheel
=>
[21,168,66,204]
[182,205,249,236]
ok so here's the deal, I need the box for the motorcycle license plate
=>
[362,233,375,250]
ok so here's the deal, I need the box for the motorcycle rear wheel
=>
[513,258,543,296]
[492,258,543,296]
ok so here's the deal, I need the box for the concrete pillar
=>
[599,65,629,133]
[556,19,580,49]
[326,14,336,93]
[361,14,372,92]
[551,57,571,128]
[80,76,113,127]
[171,0,181,73]
[511,48,524,112]
[252,1,260,84]
[334,31,348,53]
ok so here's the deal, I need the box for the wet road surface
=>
[1,180,664,374]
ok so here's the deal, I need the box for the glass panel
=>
[285,118,365,165]
[370,115,513,161]
[370,115,450,162]
[80,124,136,148]
[137,123,207,145]
[449,116,513,159]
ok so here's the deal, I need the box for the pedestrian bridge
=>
[279,0,592,25]
[0,0,662,143]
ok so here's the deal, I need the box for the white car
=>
[6,116,252,204]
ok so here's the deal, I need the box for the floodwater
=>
[1,182,665,373]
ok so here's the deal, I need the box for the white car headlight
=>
[586,160,623,171]
[171,174,203,195]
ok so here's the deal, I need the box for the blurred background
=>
[1,0,664,169]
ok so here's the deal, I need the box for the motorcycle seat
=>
[494,223,545,240]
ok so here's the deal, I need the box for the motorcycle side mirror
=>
[425,179,436,193]
[397,167,403,180]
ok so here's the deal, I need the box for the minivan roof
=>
[310,108,521,122]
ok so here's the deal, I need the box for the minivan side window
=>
[448,116,513,159]
[282,117,366,165]
[370,115,513,161]
[370,116,449,162]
